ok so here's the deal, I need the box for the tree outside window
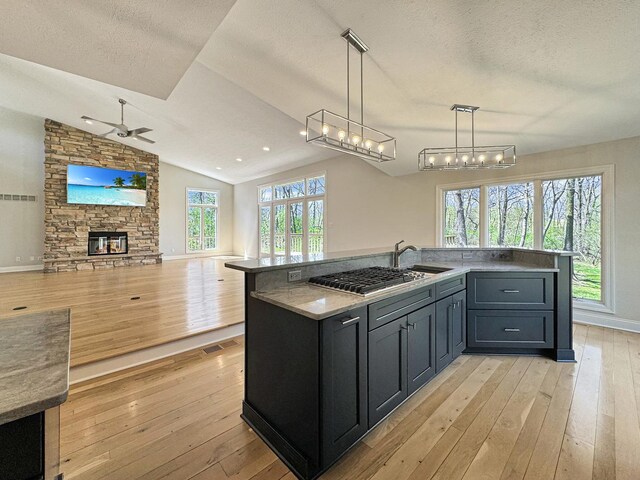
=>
[187,189,218,252]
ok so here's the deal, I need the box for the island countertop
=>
[251,259,559,320]
[0,309,71,426]
[225,246,574,273]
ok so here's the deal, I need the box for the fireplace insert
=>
[88,231,128,256]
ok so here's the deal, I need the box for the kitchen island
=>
[225,247,575,480]
[0,309,70,480]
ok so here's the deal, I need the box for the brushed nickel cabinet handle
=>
[408,322,417,329]
[504,328,521,332]
[502,289,520,293]
[340,316,360,326]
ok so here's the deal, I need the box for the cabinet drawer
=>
[368,285,434,331]
[467,310,554,349]
[435,274,466,300]
[467,272,554,310]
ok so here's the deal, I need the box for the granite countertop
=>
[251,260,558,320]
[226,247,574,273]
[0,309,71,426]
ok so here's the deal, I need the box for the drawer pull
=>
[340,316,360,326]
[504,328,521,332]
[502,289,520,293]
[408,322,417,329]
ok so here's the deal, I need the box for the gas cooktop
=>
[308,266,430,296]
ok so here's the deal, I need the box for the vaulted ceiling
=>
[0,0,639,183]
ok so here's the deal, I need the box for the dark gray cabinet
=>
[467,272,554,310]
[368,302,437,426]
[407,303,436,395]
[0,412,44,480]
[466,272,556,355]
[321,308,368,466]
[467,310,554,349]
[368,316,407,426]
[435,290,466,373]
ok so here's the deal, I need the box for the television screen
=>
[67,165,147,207]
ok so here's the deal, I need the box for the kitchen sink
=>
[409,264,453,274]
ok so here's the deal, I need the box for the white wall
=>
[159,162,234,256]
[0,107,235,269]
[0,107,44,270]
[233,136,640,325]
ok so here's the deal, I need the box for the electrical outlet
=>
[15,256,21,262]
[288,270,302,282]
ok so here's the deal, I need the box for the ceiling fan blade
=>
[98,128,117,138]
[128,127,152,136]
[82,115,124,129]
[132,135,155,144]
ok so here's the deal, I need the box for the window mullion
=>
[479,185,489,248]
[533,179,543,249]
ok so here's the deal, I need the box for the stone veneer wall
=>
[44,120,161,272]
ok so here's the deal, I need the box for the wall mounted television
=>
[67,165,147,207]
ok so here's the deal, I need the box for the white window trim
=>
[257,172,327,258]
[435,165,615,314]
[185,187,220,254]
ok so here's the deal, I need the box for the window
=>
[259,174,326,257]
[437,167,612,310]
[542,176,602,301]
[488,183,534,248]
[187,189,218,252]
[444,188,480,247]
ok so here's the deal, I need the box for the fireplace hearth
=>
[88,232,128,256]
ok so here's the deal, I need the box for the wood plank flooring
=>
[60,324,640,480]
[0,258,244,366]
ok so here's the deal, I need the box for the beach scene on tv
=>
[67,165,147,206]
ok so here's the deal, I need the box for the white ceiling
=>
[1,0,639,183]
[0,0,236,99]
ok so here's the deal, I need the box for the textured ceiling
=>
[0,0,236,99]
[0,0,639,182]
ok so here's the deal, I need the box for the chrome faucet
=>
[393,240,417,268]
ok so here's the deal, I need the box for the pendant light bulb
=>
[352,134,361,146]
[322,124,329,136]
[338,130,346,141]
[377,143,385,153]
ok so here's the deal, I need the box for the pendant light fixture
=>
[305,29,396,163]
[418,104,516,171]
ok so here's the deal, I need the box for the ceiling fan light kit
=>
[305,29,396,163]
[418,104,516,171]
[81,98,155,144]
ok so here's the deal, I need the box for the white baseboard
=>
[0,264,44,273]
[574,308,640,334]
[70,322,245,384]
[162,251,236,261]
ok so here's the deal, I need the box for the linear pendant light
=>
[418,104,516,171]
[305,29,396,163]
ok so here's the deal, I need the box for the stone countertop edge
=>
[250,262,559,320]
[0,309,71,426]
[225,247,575,273]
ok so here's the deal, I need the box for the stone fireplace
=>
[43,120,162,272]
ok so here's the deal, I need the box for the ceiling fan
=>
[81,98,155,144]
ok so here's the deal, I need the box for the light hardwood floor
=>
[0,258,244,366]
[60,323,640,480]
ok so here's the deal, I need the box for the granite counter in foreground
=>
[0,309,71,426]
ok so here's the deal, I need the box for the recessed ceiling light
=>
[235,158,243,163]
[262,146,270,151]
[84,119,93,125]
[299,130,307,136]
[216,167,222,170]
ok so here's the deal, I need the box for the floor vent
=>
[202,339,238,354]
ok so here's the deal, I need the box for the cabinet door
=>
[407,304,436,395]
[321,308,368,466]
[368,317,408,427]
[452,291,467,358]
[435,297,453,373]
